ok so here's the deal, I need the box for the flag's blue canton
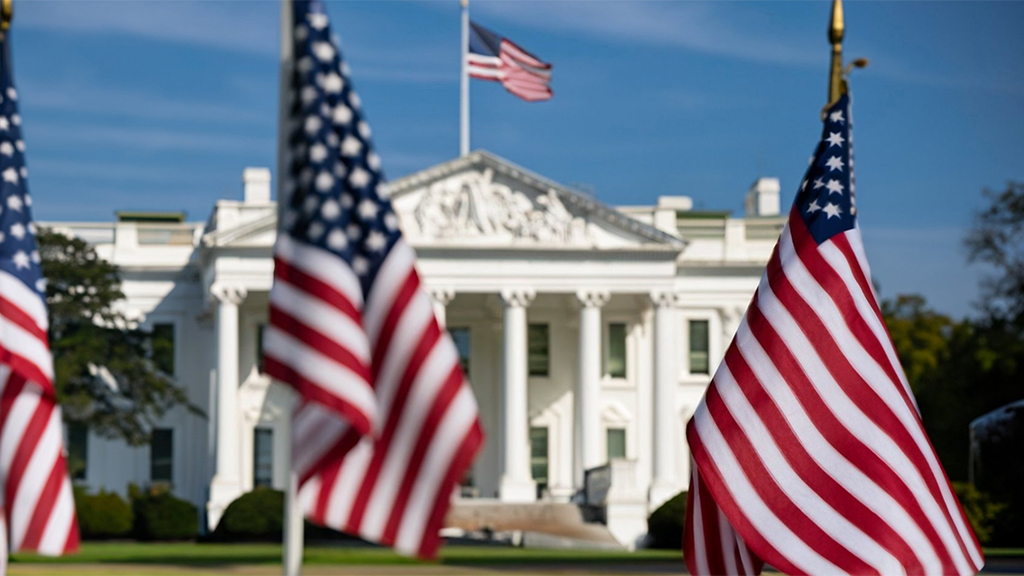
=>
[285,0,398,296]
[469,21,501,58]
[0,37,44,298]
[794,95,856,245]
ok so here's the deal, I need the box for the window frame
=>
[253,427,274,488]
[688,318,711,376]
[150,428,174,485]
[527,323,550,377]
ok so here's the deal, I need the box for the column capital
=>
[500,288,536,308]
[649,290,681,308]
[427,287,456,307]
[211,283,247,306]
[575,289,610,309]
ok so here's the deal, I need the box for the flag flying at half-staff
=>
[682,5,984,571]
[467,20,552,102]
[264,0,484,559]
[0,5,79,573]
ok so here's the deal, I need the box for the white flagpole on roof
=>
[278,1,304,575]
[459,0,469,156]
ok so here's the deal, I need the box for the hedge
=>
[130,485,198,541]
[647,490,687,549]
[213,488,284,541]
[74,488,133,539]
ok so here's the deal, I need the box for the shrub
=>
[74,487,132,539]
[647,490,687,549]
[953,481,1006,545]
[213,488,284,541]
[131,485,198,541]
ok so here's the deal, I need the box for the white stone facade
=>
[47,151,785,548]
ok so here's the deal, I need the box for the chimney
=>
[745,177,780,217]
[242,167,272,203]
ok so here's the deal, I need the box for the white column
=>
[208,283,247,531]
[650,291,680,509]
[428,287,455,329]
[498,288,536,502]
[574,289,609,487]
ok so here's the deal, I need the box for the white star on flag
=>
[825,156,844,172]
[823,202,842,219]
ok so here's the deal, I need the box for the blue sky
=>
[9,1,1024,318]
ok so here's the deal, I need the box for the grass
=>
[11,543,683,567]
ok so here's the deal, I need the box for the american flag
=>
[467,21,552,102]
[684,95,984,576]
[0,30,79,572]
[264,0,484,559]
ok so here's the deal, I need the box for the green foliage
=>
[73,488,133,540]
[212,488,284,542]
[647,491,687,549]
[965,181,1024,328]
[131,486,199,541]
[37,229,200,446]
[953,482,1007,545]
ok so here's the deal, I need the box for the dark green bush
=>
[647,491,687,549]
[953,481,1006,545]
[213,488,284,541]
[131,486,198,541]
[74,487,132,539]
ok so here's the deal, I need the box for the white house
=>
[47,151,785,548]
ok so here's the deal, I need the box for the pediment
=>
[388,151,684,251]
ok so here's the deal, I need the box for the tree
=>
[38,228,200,446]
[965,181,1024,328]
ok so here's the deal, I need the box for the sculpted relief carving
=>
[411,168,592,246]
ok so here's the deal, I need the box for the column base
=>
[649,479,683,512]
[498,476,537,503]
[207,476,244,531]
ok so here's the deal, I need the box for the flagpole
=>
[459,0,469,156]
[278,1,303,575]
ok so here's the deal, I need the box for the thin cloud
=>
[469,1,819,67]
[19,79,272,126]
[26,122,273,155]
[16,0,279,56]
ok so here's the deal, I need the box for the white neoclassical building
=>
[48,151,785,547]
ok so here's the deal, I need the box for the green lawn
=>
[11,543,682,567]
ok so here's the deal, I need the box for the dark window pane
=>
[448,327,471,376]
[254,428,274,488]
[150,428,173,484]
[67,422,88,481]
[152,323,175,376]
[528,324,549,377]
[607,428,626,461]
[529,426,548,487]
[607,323,627,378]
[689,320,710,375]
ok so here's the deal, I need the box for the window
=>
[689,319,710,375]
[253,428,274,488]
[150,428,173,484]
[606,323,627,378]
[448,327,471,376]
[607,428,627,461]
[151,323,175,376]
[528,324,549,377]
[67,422,88,481]
[529,426,549,495]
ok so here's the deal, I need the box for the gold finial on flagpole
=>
[827,0,867,108]
[827,0,845,105]
[1,0,12,33]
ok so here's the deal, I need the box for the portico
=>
[54,150,785,548]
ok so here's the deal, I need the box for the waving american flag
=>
[0,29,79,573]
[264,0,483,559]
[467,20,552,102]
[684,95,984,576]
